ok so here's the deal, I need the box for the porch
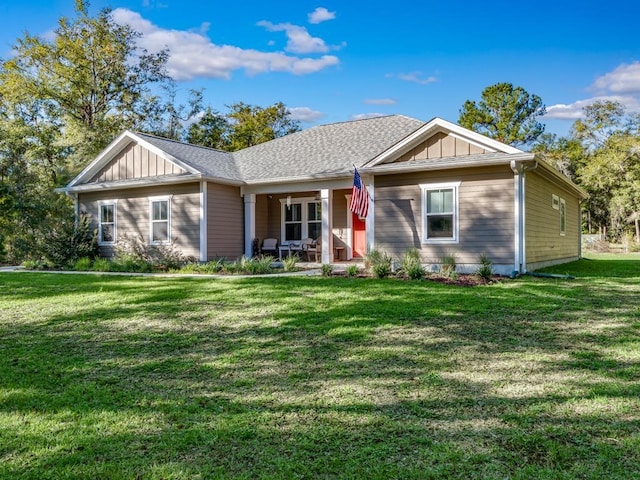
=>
[242,181,373,264]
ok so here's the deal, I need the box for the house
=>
[63,115,588,275]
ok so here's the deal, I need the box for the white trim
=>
[200,181,208,261]
[244,194,256,258]
[364,117,523,168]
[97,200,118,246]
[67,130,201,188]
[321,189,332,264]
[552,194,560,210]
[419,181,461,244]
[149,195,172,245]
[345,194,353,260]
[559,197,567,236]
[364,176,375,251]
[513,174,523,273]
[279,197,320,242]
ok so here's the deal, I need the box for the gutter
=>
[510,159,538,274]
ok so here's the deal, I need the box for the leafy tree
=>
[226,102,300,151]
[0,0,171,177]
[186,108,231,150]
[459,82,546,147]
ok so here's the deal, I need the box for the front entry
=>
[352,213,366,258]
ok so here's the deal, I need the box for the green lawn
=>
[1,254,639,479]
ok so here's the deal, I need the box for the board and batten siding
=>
[206,183,243,260]
[396,132,488,163]
[525,171,581,269]
[79,183,200,258]
[89,143,186,183]
[374,166,515,267]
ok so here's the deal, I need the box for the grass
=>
[0,253,639,479]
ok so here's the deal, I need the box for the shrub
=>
[39,214,99,268]
[321,264,333,276]
[73,257,93,271]
[115,234,188,270]
[401,248,425,280]
[92,258,113,272]
[365,248,393,278]
[476,254,493,281]
[282,254,298,272]
[244,256,274,275]
[345,264,359,277]
[441,254,457,278]
[363,248,383,271]
[372,258,392,279]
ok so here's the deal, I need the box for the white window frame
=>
[559,197,566,236]
[419,182,460,244]
[98,200,117,246]
[552,194,560,210]
[280,197,320,242]
[149,195,172,245]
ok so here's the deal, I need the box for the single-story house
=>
[63,115,588,275]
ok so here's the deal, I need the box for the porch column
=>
[365,176,375,252]
[321,188,333,264]
[244,193,256,258]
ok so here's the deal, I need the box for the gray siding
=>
[79,183,200,259]
[89,143,185,183]
[525,171,581,268]
[206,183,244,260]
[374,166,515,266]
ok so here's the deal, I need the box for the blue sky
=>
[2,0,640,138]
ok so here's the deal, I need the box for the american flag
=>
[349,168,369,218]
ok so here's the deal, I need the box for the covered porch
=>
[242,177,374,264]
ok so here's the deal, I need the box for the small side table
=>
[334,246,345,261]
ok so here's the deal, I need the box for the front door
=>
[352,213,366,258]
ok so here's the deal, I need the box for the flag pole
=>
[352,164,373,202]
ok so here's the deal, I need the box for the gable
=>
[395,132,489,163]
[87,142,186,184]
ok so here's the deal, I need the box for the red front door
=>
[352,213,366,258]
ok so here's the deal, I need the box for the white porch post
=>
[365,176,375,252]
[321,188,333,264]
[199,181,208,261]
[244,193,256,258]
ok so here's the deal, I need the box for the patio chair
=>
[301,237,319,262]
[260,238,278,257]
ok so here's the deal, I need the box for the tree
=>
[458,82,546,147]
[226,102,300,151]
[0,0,171,178]
[185,101,300,151]
[186,108,230,150]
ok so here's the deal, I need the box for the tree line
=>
[1,1,638,264]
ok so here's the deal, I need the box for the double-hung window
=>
[98,201,117,245]
[281,197,321,242]
[150,196,171,245]
[420,182,460,243]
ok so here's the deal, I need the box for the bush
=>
[244,256,274,274]
[92,258,113,272]
[282,254,298,272]
[441,254,457,278]
[401,248,425,280]
[365,248,393,278]
[476,254,493,281]
[73,257,93,271]
[321,264,333,276]
[345,264,359,277]
[115,234,189,270]
[39,214,99,268]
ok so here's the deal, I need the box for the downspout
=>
[510,159,538,275]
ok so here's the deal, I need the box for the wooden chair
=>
[301,237,319,262]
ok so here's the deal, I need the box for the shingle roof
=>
[233,115,425,182]
[134,132,243,182]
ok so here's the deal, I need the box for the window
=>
[559,198,566,235]
[420,182,460,243]
[552,194,560,210]
[98,201,117,245]
[281,197,321,242]
[150,197,171,244]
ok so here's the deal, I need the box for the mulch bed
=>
[329,271,503,286]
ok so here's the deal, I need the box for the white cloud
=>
[350,113,387,120]
[592,61,640,94]
[389,72,437,85]
[308,7,336,24]
[545,95,640,120]
[364,98,397,105]
[288,107,324,123]
[257,21,329,54]
[111,9,339,81]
